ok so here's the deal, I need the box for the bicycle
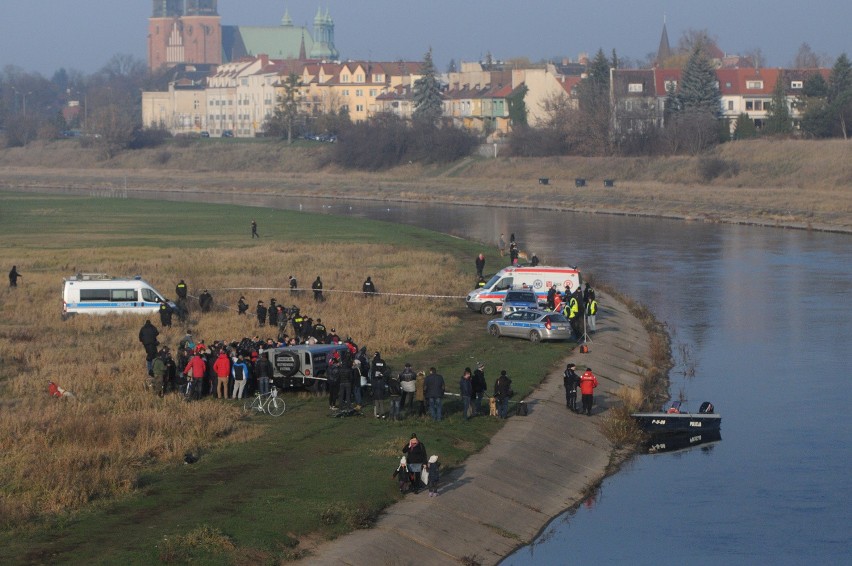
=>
[243,386,286,416]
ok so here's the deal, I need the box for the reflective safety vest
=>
[587,299,598,315]
[568,297,579,319]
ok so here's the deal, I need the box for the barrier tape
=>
[214,287,468,300]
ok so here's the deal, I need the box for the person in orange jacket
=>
[579,367,598,416]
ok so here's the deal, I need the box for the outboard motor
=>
[699,401,715,414]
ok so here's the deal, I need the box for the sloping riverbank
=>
[305,293,651,564]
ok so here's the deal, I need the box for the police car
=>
[487,309,572,343]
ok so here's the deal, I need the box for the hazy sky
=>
[1,1,848,76]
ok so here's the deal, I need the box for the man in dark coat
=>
[472,362,487,416]
[158,300,173,328]
[494,370,513,419]
[256,301,267,327]
[198,289,213,312]
[138,319,160,374]
[237,296,249,315]
[312,276,324,302]
[424,367,446,421]
[475,254,485,278]
[362,276,377,297]
[563,363,580,412]
[9,265,21,287]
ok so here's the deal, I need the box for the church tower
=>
[309,7,338,60]
[148,0,222,71]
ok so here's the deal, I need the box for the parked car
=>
[221,130,234,138]
[501,289,541,315]
[200,131,210,138]
[487,309,572,342]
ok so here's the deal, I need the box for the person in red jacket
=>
[579,367,598,416]
[213,350,231,399]
[184,351,207,401]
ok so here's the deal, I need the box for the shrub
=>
[128,127,171,150]
[698,156,740,182]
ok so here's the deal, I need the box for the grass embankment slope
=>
[1,138,850,231]
[0,192,572,564]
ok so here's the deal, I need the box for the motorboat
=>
[631,401,721,434]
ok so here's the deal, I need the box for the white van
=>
[466,266,582,315]
[62,273,174,319]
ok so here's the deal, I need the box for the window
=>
[746,80,764,89]
[355,89,363,97]
[355,104,364,112]
[356,74,363,82]
[79,289,110,302]
[624,100,633,111]
[755,101,763,111]
[342,89,349,96]
[627,83,643,93]
[791,80,803,89]
[664,80,677,91]
[111,289,137,301]
[746,101,753,111]
[369,89,377,97]
[373,74,384,82]
[728,100,734,111]
[341,75,350,83]
[141,289,160,302]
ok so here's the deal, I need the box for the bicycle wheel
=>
[266,396,286,417]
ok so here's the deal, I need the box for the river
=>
[70,190,852,562]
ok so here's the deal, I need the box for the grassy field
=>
[0,192,573,563]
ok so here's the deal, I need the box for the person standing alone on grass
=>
[362,276,377,297]
[475,253,486,279]
[251,219,259,238]
[9,265,21,287]
[579,367,598,416]
[424,367,446,422]
[312,276,324,302]
[498,234,506,257]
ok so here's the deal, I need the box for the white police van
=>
[62,273,175,319]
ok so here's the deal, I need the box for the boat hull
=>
[631,412,722,434]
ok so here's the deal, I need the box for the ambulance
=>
[465,266,582,315]
[62,273,175,319]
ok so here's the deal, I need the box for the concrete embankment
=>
[306,292,650,565]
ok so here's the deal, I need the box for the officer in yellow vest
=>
[586,297,598,333]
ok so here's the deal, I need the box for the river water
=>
[83,190,852,562]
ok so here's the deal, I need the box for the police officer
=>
[362,276,377,297]
[563,363,580,412]
[312,276,324,302]
[198,289,213,313]
[586,295,598,333]
[237,296,249,315]
[313,318,327,341]
[158,299,173,328]
[256,300,267,327]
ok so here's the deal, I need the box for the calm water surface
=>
[136,192,852,563]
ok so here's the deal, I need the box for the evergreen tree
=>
[413,48,443,127]
[827,53,852,138]
[764,76,792,135]
[678,47,721,115]
[733,113,757,139]
[575,49,613,154]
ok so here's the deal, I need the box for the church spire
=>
[656,18,672,67]
[281,7,293,27]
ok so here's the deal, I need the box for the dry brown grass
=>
[0,242,468,526]
[1,138,850,231]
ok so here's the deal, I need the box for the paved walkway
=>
[307,293,650,565]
